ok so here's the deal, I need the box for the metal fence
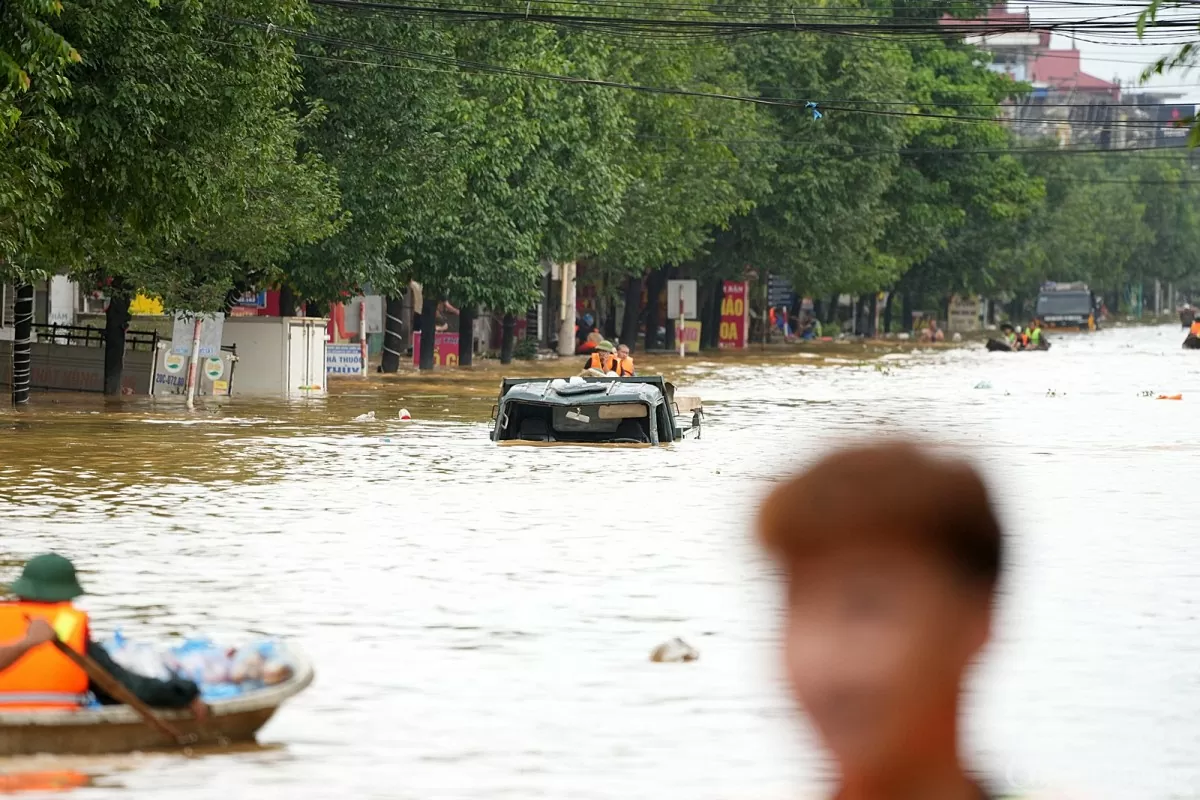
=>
[32,324,158,351]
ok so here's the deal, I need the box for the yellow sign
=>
[129,293,164,315]
[677,321,702,354]
[211,380,229,397]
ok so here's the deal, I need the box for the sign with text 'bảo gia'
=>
[719,281,748,349]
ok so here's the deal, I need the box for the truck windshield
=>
[1036,291,1091,317]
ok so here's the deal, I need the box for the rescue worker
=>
[1028,319,1044,348]
[583,340,616,373]
[0,554,208,715]
[1190,317,1200,338]
[1000,323,1019,349]
[1016,326,1031,349]
[613,344,635,377]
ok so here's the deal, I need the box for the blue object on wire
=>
[805,102,823,121]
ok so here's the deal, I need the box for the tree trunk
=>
[500,313,516,364]
[620,274,643,351]
[381,295,404,373]
[645,269,665,350]
[419,297,437,371]
[542,268,553,348]
[11,283,33,406]
[603,296,618,341]
[279,286,296,317]
[883,291,895,334]
[986,298,996,326]
[458,304,476,367]
[867,293,879,337]
[813,298,825,323]
[902,292,914,332]
[826,292,839,325]
[703,281,723,349]
[556,261,577,357]
[103,290,131,396]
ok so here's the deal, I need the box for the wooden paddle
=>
[46,637,193,747]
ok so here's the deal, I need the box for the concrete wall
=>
[0,342,154,394]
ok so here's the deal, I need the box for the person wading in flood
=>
[0,554,208,717]
[757,442,1008,800]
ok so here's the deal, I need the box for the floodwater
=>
[0,324,1198,799]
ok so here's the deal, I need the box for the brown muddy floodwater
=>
[0,325,1198,800]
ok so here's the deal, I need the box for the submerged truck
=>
[1035,282,1097,331]
[490,376,702,445]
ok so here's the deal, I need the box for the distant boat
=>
[986,338,1050,352]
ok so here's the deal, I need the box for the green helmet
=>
[9,553,85,603]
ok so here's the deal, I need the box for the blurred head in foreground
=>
[758,441,1002,797]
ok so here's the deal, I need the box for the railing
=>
[33,323,158,352]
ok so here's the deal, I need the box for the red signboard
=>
[412,332,460,367]
[719,281,749,349]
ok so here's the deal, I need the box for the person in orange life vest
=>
[1190,318,1200,338]
[0,618,56,672]
[0,554,208,717]
[613,343,635,377]
[583,341,617,372]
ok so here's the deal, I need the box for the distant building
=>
[941,5,1195,148]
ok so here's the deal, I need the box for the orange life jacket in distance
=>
[1191,320,1200,337]
[613,356,635,377]
[587,352,615,372]
[0,602,89,710]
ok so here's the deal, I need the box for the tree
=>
[712,12,912,299]
[0,0,77,277]
[32,0,341,393]
[884,37,1043,312]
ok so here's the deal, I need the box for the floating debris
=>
[650,638,699,663]
[352,411,376,422]
[397,408,412,420]
[974,381,992,390]
[1156,394,1183,401]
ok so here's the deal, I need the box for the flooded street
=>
[0,324,1197,799]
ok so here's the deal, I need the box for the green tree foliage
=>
[34,0,341,311]
[886,37,1044,300]
[0,0,77,277]
[593,22,770,281]
[713,11,912,296]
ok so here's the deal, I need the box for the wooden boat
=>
[1183,334,1200,350]
[0,652,313,756]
